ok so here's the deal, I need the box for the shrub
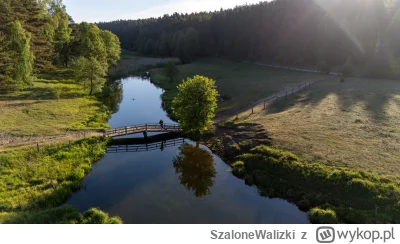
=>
[309,208,339,224]
[51,86,63,101]
[297,199,311,211]
[231,161,245,178]
[239,140,253,151]
[244,174,255,186]
[226,143,241,158]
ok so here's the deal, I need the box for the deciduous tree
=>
[0,21,34,90]
[172,75,219,137]
[73,57,106,95]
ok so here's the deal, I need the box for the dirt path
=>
[0,131,103,151]
[213,77,332,123]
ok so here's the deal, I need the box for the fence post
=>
[145,124,148,131]
[37,143,40,152]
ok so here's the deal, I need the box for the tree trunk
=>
[89,78,93,95]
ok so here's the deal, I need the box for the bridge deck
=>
[104,123,181,137]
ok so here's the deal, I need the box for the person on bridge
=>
[159,119,164,129]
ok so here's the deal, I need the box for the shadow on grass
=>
[0,86,89,101]
[36,69,75,82]
[264,77,400,124]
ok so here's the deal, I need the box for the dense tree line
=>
[0,0,121,92]
[98,0,400,76]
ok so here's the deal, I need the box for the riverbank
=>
[204,121,400,224]
[0,67,123,223]
[0,137,121,223]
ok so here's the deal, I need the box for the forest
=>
[0,0,120,92]
[98,0,400,78]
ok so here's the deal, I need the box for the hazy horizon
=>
[63,0,266,23]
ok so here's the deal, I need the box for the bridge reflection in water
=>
[107,133,184,153]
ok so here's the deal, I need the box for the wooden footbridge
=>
[103,123,181,138]
[107,137,185,153]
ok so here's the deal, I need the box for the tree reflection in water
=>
[173,143,216,198]
[101,79,123,114]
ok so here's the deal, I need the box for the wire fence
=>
[235,79,321,120]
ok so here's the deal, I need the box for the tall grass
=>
[231,145,400,224]
[0,137,121,223]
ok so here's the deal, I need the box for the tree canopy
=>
[0,0,121,93]
[98,0,400,77]
[172,75,219,135]
[73,57,107,95]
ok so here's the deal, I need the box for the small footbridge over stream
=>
[103,123,181,138]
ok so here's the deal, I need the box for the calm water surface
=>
[66,77,309,224]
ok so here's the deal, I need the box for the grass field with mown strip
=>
[150,58,328,116]
[0,69,109,137]
[233,77,400,176]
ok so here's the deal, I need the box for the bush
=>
[297,199,311,211]
[226,143,241,158]
[231,161,245,178]
[309,208,339,224]
[51,86,63,101]
[239,140,253,151]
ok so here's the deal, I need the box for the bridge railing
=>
[103,123,181,137]
[106,137,185,153]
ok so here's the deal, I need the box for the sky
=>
[63,0,264,23]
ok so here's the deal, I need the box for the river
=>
[66,76,310,224]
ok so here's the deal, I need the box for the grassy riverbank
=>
[0,137,121,223]
[150,58,327,118]
[205,121,400,224]
[230,145,400,224]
